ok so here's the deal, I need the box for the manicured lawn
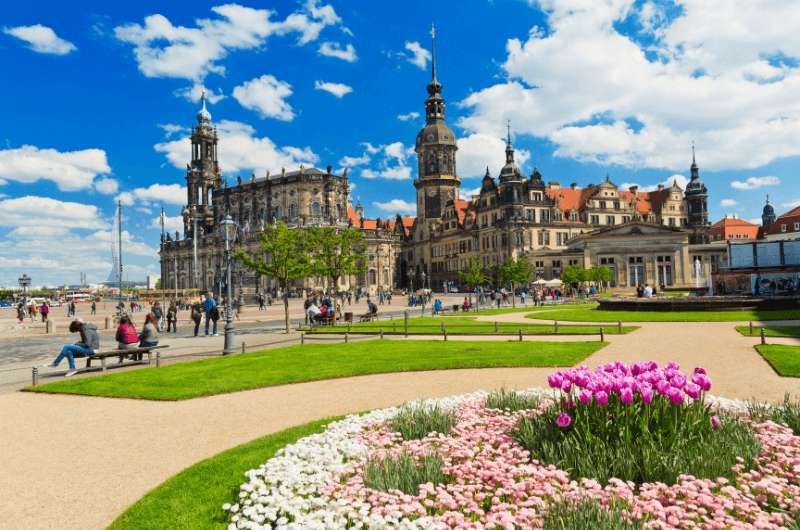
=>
[108,417,340,530]
[304,316,637,335]
[468,303,597,316]
[755,344,800,377]
[526,304,800,323]
[28,340,605,400]
[736,326,800,338]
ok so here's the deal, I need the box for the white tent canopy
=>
[532,279,547,286]
[544,279,563,287]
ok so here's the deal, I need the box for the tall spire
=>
[197,89,212,125]
[690,141,700,180]
[505,120,515,165]
[430,23,437,84]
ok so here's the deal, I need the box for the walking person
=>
[203,294,218,336]
[91,301,97,315]
[151,301,164,331]
[166,301,178,333]
[16,303,25,324]
[191,303,202,337]
[43,320,100,377]
[40,301,49,322]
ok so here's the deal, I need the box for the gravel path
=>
[0,321,798,530]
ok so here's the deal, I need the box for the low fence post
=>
[380,329,384,340]
[617,321,622,333]
[554,320,559,333]
[31,367,38,387]
[600,327,605,342]
[443,326,448,341]
[300,332,305,345]
[760,328,766,345]
[156,351,161,368]
[393,322,397,333]
[404,311,409,338]
[518,329,523,342]
[749,321,753,336]
[345,332,349,343]
[241,342,246,354]
[494,321,499,333]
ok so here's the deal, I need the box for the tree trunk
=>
[511,281,516,308]
[282,282,290,333]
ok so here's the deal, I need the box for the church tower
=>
[184,92,221,237]
[762,195,776,227]
[684,144,709,227]
[414,24,459,221]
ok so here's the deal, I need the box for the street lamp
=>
[18,274,31,305]
[420,270,427,315]
[220,214,238,355]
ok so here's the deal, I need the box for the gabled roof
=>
[711,217,758,229]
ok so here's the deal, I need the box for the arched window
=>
[289,204,298,219]
[368,269,377,285]
[311,202,321,217]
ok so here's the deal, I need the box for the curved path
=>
[1,321,799,530]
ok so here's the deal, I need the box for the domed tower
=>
[185,92,222,237]
[498,121,522,183]
[684,143,709,227]
[414,24,459,221]
[762,195,776,227]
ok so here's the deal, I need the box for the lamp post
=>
[420,270,427,315]
[220,214,238,355]
[18,274,31,305]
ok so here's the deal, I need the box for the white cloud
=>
[318,41,356,62]
[459,0,800,171]
[117,183,186,207]
[620,174,688,192]
[356,141,415,180]
[233,75,294,121]
[397,111,420,122]
[338,153,370,167]
[174,83,225,104]
[150,214,183,235]
[0,145,110,191]
[3,24,76,55]
[314,80,352,98]
[373,199,416,215]
[114,2,344,82]
[781,199,800,209]
[404,41,430,70]
[730,176,780,190]
[462,186,482,198]
[155,119,319,176]
[456,133,531,179]
[0,196,107,230]
[720,198,738,207]
[94,177,119,195]
[158,123,188,138]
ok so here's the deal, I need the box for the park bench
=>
[359,312,378,322]
[310,313,336,327]
[84,345,169,372]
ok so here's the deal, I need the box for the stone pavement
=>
[0,319,798,529]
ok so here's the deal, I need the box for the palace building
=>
[160,30,733,298]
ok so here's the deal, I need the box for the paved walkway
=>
[0,321,798,529]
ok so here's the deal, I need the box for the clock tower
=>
[414,24,459,221]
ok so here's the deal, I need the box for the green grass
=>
[542,499,644,530]
[468,303,597,316]
[389,404,458,440]
[526,303,800,322]
[755,344,800,377]
[28,340,605,400]
[363,451,450,495]
[304,316,637,335]
[108,416,340,530]
[736,325,800,338]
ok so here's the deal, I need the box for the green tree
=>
[588,265,612,290]
[308,226,367,298]
[154,278,162,289]
[235,222,313,332]
[458,257,487,308]
[497,257,533,308]
[560,265,587,292]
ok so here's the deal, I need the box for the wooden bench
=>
[359,312,378,322]
[84,345,169,371]
[310,313,336,327]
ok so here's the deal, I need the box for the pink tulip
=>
[555,412,572,428]
[619,387,634,405]
[710,415,721,430]
[640,387,654,404]
[667,387,684,405]
[594,390,609,406]
[685,383,701,400]
[578,389,592,405]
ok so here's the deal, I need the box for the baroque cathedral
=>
[160,30,726,299]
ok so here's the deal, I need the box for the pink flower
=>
[547,374,563,389]
[670,374,687,389]
[594,390,609,406]
[692,373,712,391]
[560,380,572,393]
[667,387,684,405]
[693,367,707,375]
[685,383,701,400]
[710,415,721,430]
[578,389,592,405]
[619,387,634,405]
[640,386,654,404]
[555,412,572,428]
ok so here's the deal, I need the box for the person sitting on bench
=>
[116,315,140,351]
[307,302,321,324]
[367,299,378,316]
[136,313,159,361]
[43,319,100,377]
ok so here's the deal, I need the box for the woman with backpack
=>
[191,303,202,337]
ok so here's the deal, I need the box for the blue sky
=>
[1,0,798,287]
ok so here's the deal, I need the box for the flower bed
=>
[225,362,800,529]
